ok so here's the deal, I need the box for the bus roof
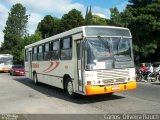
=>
[0,54,13,58]
[25,26,130,49]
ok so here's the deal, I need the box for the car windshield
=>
[85,37,134,70]
[12,65,24,69]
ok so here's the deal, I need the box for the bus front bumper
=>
[85,80,137,96]
[0,69,10,72]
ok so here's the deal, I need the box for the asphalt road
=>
[0,73,160,119]
[121,81,160,103]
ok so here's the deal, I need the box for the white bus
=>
[25,26,136,98]
[0,54,13,72]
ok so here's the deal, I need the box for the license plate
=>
[111,86,120,91]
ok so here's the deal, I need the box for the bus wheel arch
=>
[63,74,70,89]
[33,71,39,85]
[63,74,77,98]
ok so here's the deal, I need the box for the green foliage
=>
[85,6,94,25]
[13,32,42,64]
[3,3,29,51]
[23,31,42,46]
[109,7,133,27]
[1,3,42,64]
[37,15,60,39]
[92,15,107,25]
[84,6,93,25]
[1,3,29,64]
[110,0,160,62]
[127,0,160,60]
[84,6,107,25]
[140,42,157,57]
[109,7,121,26]
[60,9,84,32]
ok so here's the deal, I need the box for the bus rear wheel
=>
[66,80,77,99]
[33,73,39,85]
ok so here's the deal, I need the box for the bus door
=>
[76,40,84,92]
[28,50,32,79]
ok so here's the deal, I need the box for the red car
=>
[10,65,25,76]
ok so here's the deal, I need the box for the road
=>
[0,73,160,119]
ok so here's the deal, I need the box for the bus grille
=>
[97,69,129,85]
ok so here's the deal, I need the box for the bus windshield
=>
[0,56,13,65]
[85,37,134,70]
[4,58,13,65]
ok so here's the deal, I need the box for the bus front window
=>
[112,38,132,61]
[112,38,134,68]
[85,37,113,70]
[85,37,134,70]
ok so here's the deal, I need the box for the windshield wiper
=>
[97,36,111,53]
[116,37,122,55]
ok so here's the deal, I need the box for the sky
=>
[0,0,129,45]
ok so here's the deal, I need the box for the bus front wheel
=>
[66,80,77,99]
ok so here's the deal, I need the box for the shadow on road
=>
[151,83,160,85]
[13,77,125,104]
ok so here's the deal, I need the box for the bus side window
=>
[37,45,43,61]
[77,43,80,60]
[32,47,37,61]
[51,40,59,60]
[60,37,72,60]
[43,43,50,60]
[25,49,28,61]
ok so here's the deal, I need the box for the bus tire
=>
[66,80,77,99]
[108,92,114,96]
[33,73,39,85]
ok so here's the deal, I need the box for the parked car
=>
[10,65,25,76]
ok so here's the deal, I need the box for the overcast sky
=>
[0,0,128,44]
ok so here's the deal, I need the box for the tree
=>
[109,7,121,26]
[15,31,42,64]
[2,3,29,64]
[3,3,29,51]
[109,0,160,62]
[60,9,84,32]
[37,15,60,39]
[109,7,133,27]
[126,0,160,61]
[23,31,42,46]
[84,6,94,25]
[92,15,107,25]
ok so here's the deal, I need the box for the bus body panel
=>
[31,60,75,89]
[85,80,136,95]
[83,68,136,95]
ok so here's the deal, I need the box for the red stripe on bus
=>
[45,62,59,73]
[43,62,54,72]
